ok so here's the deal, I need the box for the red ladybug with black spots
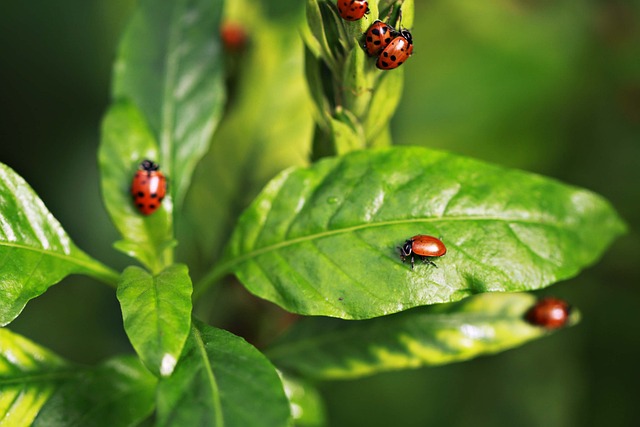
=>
[337,0,369,21]
[363,20,396,56]
[131,160,167,215]
[376,29,413,70]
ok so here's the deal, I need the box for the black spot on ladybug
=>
[137,191,144,198]
[148,204,156,210]
[150,193,158,198]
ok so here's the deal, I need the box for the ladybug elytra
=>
[376,29,413,70]
[130,159,167,216]
[363,20,396,56]
[337,0,370,21]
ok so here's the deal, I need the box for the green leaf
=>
[0,163,118,326]
[331,108,365,155]
[267,293,579,380]
[364,70,403,142]
[117,264,193,377]
[99,101,174,273]
[222,146,625,319]
[32,356,157,427]
[281,374,326,427]
[182,1,312,279]
[113,0,225,209]
[0,329,157,427]
[0,328,68,425]
[156,320,291,427]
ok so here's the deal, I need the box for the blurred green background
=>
[1,0,638,426]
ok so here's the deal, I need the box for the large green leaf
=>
[267,293,578,380]
[0,163,118,326]
[117,264,193,377]
[220,146,625,319]
[113,0,225,209]
[156,320,291,427]
[99,101,174,273]
[0,329,157,427]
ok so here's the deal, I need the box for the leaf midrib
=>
[221,215,567,273]
[0,241,118,282]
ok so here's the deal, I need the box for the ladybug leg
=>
[422,257,438,268]
[410,254,415,270]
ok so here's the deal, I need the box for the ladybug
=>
[525,297,571,329]
[130,159,167,215]
[337,0,369,21]
[363,20,396,56]
[376,29,413,70]
[399,235,446,270]
[220,21,248,53]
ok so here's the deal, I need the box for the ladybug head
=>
[400,239,413,256]
[140,159,160,172]
[400,29,413,45]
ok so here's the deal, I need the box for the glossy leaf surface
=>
[117,264,193,377]
[223,146,625,319]
[267,293,579,379]
[0,163,117,326]
[113,0,225,209]
[156,320,291,427]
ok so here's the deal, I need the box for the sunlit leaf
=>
[267,293,579,379]
[0,163,117,326]
[0,328,67,425]
[222,146,625,319]
[156,320,291,427]
[0,329,156,427]
[117,264,193,377]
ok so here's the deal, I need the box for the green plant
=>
[0,0,626,425]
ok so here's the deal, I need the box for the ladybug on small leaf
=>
[131,159,167,216]
[337,0,370,21]
[399,235,447,269]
